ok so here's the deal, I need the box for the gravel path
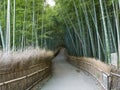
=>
[41,50,101,90]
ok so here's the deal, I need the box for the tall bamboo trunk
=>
[6,0,11,52]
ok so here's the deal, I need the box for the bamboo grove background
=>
[0,0,120,67]
[0,0,64,51]
[56,0,120,67]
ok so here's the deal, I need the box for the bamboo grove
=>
[0,0,64,51]
[55,0,120,67]
[0,0,120,67]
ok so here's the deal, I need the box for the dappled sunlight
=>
[46,0,55,7]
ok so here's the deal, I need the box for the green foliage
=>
[0,0,120,67]
[0,0,65,50]
[55,0,120,66]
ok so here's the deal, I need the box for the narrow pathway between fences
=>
[40,50,101,90]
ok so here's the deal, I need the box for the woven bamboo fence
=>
[67,56,112,90]
[0,49,54,90]
[110,69,120,90]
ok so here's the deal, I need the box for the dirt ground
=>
[40,49,101,90]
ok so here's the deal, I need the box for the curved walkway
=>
[41,50,101,90]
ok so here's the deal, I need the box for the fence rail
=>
[0,50,54,90]
[80,61,110,90]
[67,56,112,90]
[0,59,52,90]
[0,64,41,75]
[0,67,48,87]
[110,72,120,90]
[111,72,120,77]
[67,56,120,90]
